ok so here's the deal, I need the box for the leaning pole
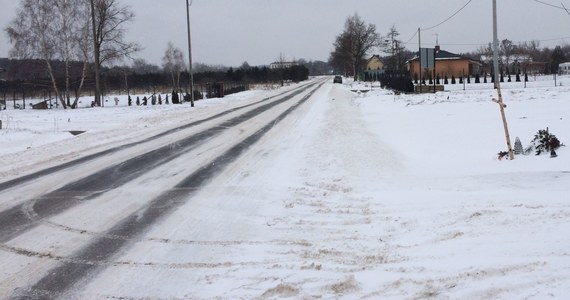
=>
[492,0,514,160]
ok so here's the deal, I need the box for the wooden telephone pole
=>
[186,0,195,107]
[90,0,102,107]
[492,0,514,160]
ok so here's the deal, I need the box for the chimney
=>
[435,45,441,52]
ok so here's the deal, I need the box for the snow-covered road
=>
[1,77,569,299]
[0,79,329,298]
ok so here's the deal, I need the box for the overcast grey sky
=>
[2,0,570,67]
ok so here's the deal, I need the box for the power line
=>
[533,0,566,10]
[402,0,472,46]
[534,0,570,16]
[421,0,473,31]
[405,35,570,47]
[404,30,418,44]
[402,1,570,48]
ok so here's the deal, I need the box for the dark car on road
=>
[333,75,342,84]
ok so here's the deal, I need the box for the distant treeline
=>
[0,58,324,99]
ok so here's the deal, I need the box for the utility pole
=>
[90,0,101,107]
[418,27,421,91]
[492,0,514,160]
[186,0,195,107]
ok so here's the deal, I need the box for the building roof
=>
[368,54,382,62]
[435,49,465,60]
[407,47,480,64]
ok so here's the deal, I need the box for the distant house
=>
[480,54,547,75]
[559,62,570,75]
[364,55,384,80]
[407,46,481,79]
[269,61,297,69]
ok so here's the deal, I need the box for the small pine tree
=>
[516,73,521,82]
[136,96,140,106]
[451,75,456,84]
[475,73,480,83]
[444,75,449,84]
[514,137,523,155]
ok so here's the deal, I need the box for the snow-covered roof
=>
[480,54,533,63]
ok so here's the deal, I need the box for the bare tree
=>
[518,40,541,61]
[162,42,186,92]
[131,58,160,75]
[277,52,286,86]
[6,0,91,109]
[329,14,381,81]
[90,0,140,106]
[500,39,515,73]
[54,0,92,108]
[329,36,353,76]
[240,61,251,71]
[384,25,406,71]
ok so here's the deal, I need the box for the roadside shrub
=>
[531,128,564,155]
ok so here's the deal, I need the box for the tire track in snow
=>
[0,81,321,245]
[21,199,314,246]
[0,82,314,192]
[0,242,305,270]
[11,80,326,298]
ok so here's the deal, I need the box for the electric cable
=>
[421,0,473,31]
[533,0,565,10]
[402,0,472,45]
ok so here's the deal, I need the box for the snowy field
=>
[0,76,569,298]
